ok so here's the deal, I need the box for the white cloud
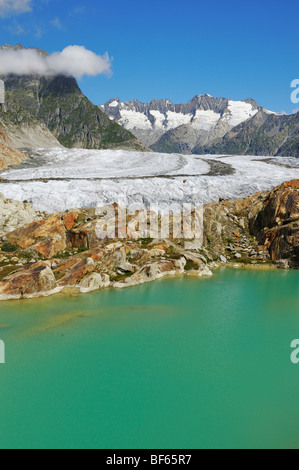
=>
[0,45,112,79]
[0,0,32,17]
[51,17,63,30]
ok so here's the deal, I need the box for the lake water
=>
[0,268,299,449]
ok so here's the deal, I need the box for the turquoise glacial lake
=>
[0,268,299,449]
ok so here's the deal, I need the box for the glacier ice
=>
[0,148,299,213]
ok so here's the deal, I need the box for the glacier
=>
[0,148,299,213]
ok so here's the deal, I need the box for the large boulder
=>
[80,273,110,293]
[113,258,186,288]
[0,261,57,300]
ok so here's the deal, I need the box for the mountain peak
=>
[0,73,148,152]
[100,95,262,149]
[0,43,48,57]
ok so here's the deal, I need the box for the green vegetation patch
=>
[184,259,199,271]
[1,243,19,253]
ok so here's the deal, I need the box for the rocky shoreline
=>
[0,179,298,301]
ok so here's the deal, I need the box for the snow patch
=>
[149,110,165,129]
[264,109,281,115]
[166,111,193,129]
[226,100,258,127]
[119,110,152,130]
[192,110,221,131]
[108,100,119,107]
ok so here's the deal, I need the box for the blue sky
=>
[0,0,298,113]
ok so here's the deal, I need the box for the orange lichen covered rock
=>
[0,261,56,299]
[251,180,299,266]
[63,212,78,230]
[7,211,80,258]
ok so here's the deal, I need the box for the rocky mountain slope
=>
[1,179,298,300]
[0,44,148,153]
[100,95,259,151]
[0,126,27,171]
[195,109,299,157]
[0,79,62,169]
[101,95,299,156]
[0,89,62,149]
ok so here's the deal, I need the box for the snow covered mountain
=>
[99,95,261,151]
[194,108,299,157]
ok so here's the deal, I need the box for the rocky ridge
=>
[101,96,299,156]
[195,109,299,157]
[100,95,259,151]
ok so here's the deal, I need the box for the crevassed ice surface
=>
[1,148,299,213]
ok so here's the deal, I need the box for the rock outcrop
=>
[7,210,80,258]
[113,258,187,288]
[80,273,110,294]
[0,208,215,300]
[0,261,58,300]
[1,180,299,300]
[250,180,299,267]
[0,192,44,235]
